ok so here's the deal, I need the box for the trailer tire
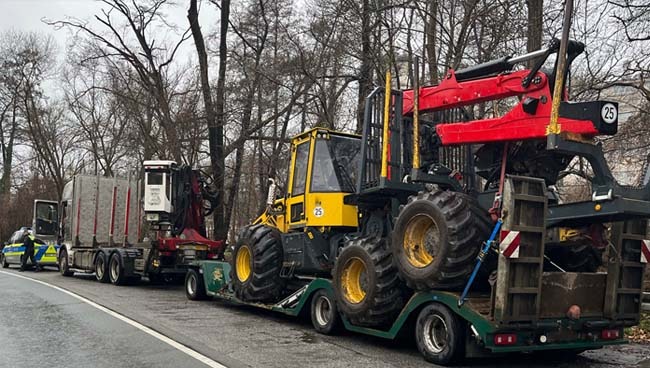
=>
[392,190,492,290]
[185,268,207,301]
[1,254,8,268]
[333,236,404,327]
[230,225,284,302]
[415,303,465,365]
[59,249,74,277]
[109,252,127,286]
[95,252,110,283]
[310,289,341,335]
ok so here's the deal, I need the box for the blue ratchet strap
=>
[457,218,503,307]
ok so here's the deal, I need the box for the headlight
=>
[146,213,160,222]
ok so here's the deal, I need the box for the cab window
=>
[310,136,361,193]
[291,141,310,196]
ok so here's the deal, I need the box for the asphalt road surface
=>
[1,267,649,368]
[0,270,217,368]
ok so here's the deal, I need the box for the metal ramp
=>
[604,218,648,324]
[493,176,548,324]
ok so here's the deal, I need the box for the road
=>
[0,270,216,368]
[1,267,649,368]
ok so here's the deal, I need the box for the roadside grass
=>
[626,312,650,343]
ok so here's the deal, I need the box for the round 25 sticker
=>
[314,206,324,217]
[601,103,617,124]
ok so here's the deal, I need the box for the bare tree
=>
[64,58,131,176]
[0,30,56,194]
[47,0,192,162]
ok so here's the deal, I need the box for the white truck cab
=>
[143,160,177,225]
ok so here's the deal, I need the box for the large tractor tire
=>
[230,225,284,302]
[544,242,603,272]
[333,236,405,327]
[392,189,493,290]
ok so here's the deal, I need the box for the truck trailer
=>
[56,161,224,284]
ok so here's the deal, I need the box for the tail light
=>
[494,333,518,345]
[601,329,620,340]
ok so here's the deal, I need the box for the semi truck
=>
[183,38,650,365]
[55,161,224,284]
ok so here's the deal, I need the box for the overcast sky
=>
[0,0,218,62]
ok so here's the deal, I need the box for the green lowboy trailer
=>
[184,176,646,365]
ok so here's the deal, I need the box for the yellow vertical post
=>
[413,57,421,169]
[547,0,574,136]
[381,70,391,178]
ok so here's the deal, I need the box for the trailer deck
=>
[190,260,628,356]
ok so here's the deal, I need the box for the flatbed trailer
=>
[184,176,646,365]
[186,259,628,360]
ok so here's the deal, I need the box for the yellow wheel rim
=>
[403,214,439,268]
[236,245,252,282]
[340,257,367,304]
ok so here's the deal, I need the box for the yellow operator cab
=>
[256,128,362,233]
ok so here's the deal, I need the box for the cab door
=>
[285,137,312,230]
[33,200,59,239]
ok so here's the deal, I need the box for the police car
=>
[0,227,60,269]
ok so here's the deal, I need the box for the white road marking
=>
[0,270,227,368]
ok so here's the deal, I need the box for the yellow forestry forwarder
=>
[183,38,650,365]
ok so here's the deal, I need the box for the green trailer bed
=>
[187,260,626,360]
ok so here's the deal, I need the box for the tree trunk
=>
[214,0,231,241]
[188,0,222,239]
[425,0,438,83]
[356,0,373,134]
[0,98,17,194]
[526,0,543,67]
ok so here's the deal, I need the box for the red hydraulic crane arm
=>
[401,69,600,145]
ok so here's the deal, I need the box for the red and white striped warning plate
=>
[499,230,521,258]
[641,240,650,264]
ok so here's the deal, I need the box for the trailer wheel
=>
[392,190,492,290]
[230,225,284,302]
[310,289,341,335]
[109,252,127,285]
[1,254,8,268]
[333,236,404,327]
[416,303,465,365]
[185,268,207,301]
[59,249,74,277]
[95,252,110,283]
